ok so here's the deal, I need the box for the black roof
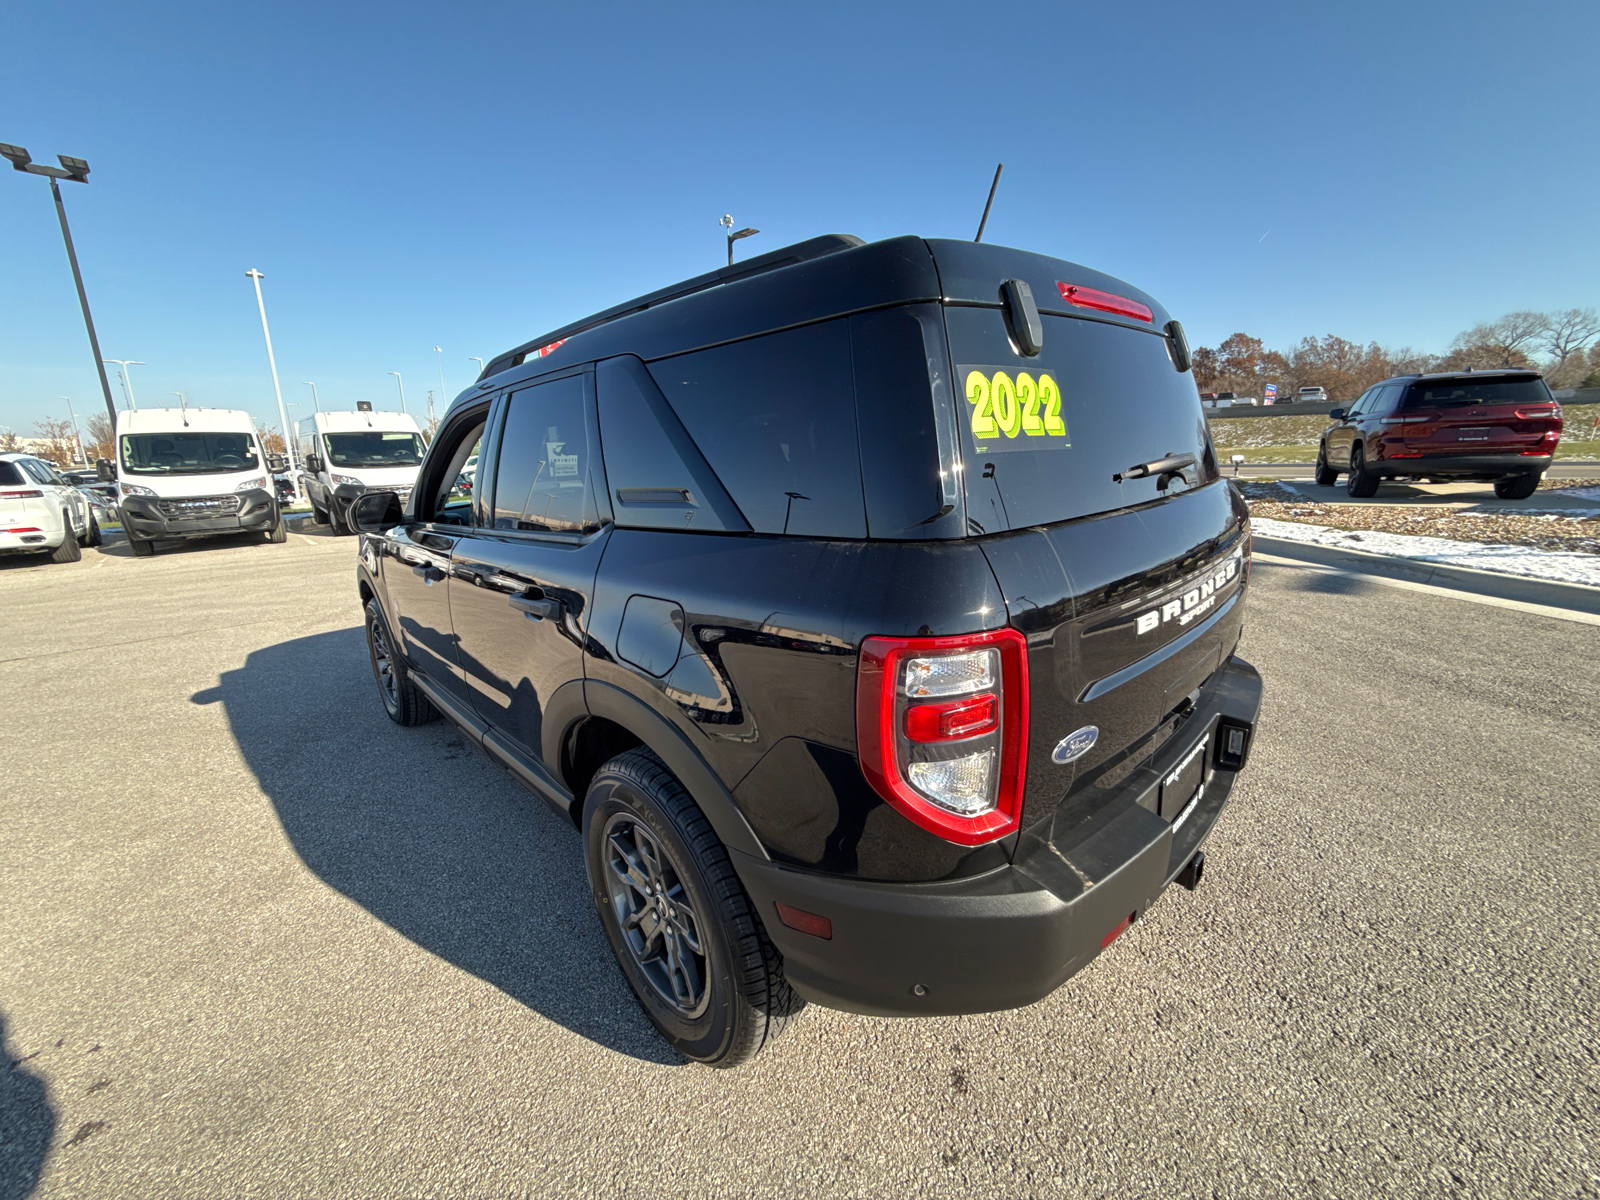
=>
[460,234,1175,408]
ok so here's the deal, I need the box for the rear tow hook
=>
[1176,850,1205,892]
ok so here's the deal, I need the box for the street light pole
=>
[103,359,143,410]
[244,269,295,488]
[60,396,84,464]
[1,144,118,426]
[388,371,408,415]
[434,346,448,405]
[468,356,483,379]
[720,214,759,266]
[303,381,320,412]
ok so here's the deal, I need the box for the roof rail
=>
[479,234,865,380]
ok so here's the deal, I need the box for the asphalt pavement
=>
[2,527,1597,1199]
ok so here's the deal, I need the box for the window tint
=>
[20,460,54,485]
[0,462,25,486]
[1403,376,1552,409]
[324,431,425,467]
[491,375,603,535]
[648,320,867,539]
[947,308,1217,532]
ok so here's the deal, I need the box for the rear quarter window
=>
[647,320,867,539]
[947,307,1217,532]
[0,462,26,486]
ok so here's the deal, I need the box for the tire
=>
[264,512,288,543]
[128,534,155,557]
[311,500,330,525]
[583,748,802,1069]
[49,513,82,563]
[1494,473,1540,500]
[329,503,352,536]
[85,512,102,548]
[364,599,436,725]
[1346,443,1379,498]
[1314,444,1338,486]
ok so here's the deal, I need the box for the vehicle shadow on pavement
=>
[208,627,683,1066]
[0,1012,55,1200]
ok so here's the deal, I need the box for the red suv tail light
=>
[856,628,1029,846]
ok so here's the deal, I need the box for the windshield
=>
[948,308,1218,532]
[1402,377,1552,409]
[324,431,425,468]
[120,432,260,476]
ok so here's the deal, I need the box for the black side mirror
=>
[95,457,114,482]
[266,454,288,472]
[1328,408,1347,421]
[350,490,404,533]
[304,454,321,474]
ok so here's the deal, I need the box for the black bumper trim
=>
[1375,452,1550,477]
[731,656,1264,1017]
[120,489,279,538]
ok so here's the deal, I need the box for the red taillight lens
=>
[1056,282,1153,323]
[857,628,1029,846]
[2,527,42,533]
[905,693,998,743]
[0,490,44,499]
[1515,406,1560,419]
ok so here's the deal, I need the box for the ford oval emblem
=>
[1052,726,1099,765]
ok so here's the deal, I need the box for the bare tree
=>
[1448,311,1547,369]
[1538,308,1600,388]
[0,429,21,453]
[85,414,114,461]
[32,417,81,467]
[255,422,286,455]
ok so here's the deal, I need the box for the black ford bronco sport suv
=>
[351,234,1263,1067]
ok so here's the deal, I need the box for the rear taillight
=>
[1521,431,1560,455]
[1379,415,1431,426]
[1515,406,1560,419]
[856,628,1029,846]
[0,489,44,499]
[1056,283,1153,323]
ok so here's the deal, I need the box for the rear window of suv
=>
[0,462,27,486]
[1402,376,1552,409]
[947,307,1217,532]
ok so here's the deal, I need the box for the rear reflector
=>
[774,902,833,940]
[1101,912,1135,949]
[1057,283,1153,323]
[905,693,998,742]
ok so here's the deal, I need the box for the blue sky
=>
[2,0,1596,436]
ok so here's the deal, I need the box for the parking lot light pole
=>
[434,346,448,405]
[60,396,85,464]
[103,359,143,411]
[468,356,483,379]
[245,269,296,499]
[720,214,759,266]
[1,144,118,427]
[388,371,408,415]
[303,381,321,413]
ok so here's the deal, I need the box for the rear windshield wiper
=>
[1113,453,1197,491]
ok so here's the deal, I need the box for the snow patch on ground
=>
[1252,517,1600,587]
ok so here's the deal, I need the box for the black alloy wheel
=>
[583,749,802,1068]
[1346,443,1379,498]
[364,599,435,725]
[602,815,710,1017]
[1314,444,1338,486]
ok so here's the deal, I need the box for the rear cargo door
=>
[1396,375,1560,455]
[942,303,1247,838]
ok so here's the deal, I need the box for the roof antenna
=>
[974,163,1003,243]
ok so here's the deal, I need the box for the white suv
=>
[0,453,101,563]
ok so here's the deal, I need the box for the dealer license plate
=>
[1457,427,1493,441]
[1160,733,1209,823]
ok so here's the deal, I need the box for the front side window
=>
[322,431,426,468]
[491,375,604,535]
[120,432,260,476]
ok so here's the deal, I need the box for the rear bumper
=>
[1374,451,1550,477]
[120,489,279,539]
[733,655,1264,1017]
[0,527,60,552]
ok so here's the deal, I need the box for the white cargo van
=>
[99,408,287,557]
[296,405,426,534]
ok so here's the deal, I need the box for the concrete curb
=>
[1252,535,1600,615]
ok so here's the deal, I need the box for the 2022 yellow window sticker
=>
[961,367,1069,451]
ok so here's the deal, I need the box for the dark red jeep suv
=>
[1315,370,1562,498]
